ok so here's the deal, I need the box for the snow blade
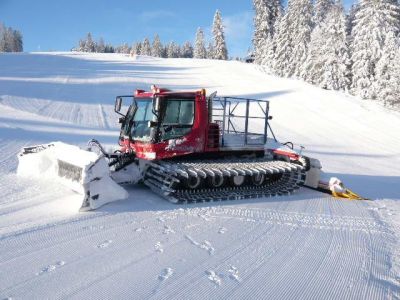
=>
[17,142,128,211]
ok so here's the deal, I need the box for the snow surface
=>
[0,52,399,299]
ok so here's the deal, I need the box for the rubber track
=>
[143,158,306,203]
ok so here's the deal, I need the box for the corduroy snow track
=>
[143,158,307,203]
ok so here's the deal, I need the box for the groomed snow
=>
[0,52,399,299]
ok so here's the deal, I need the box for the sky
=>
[0,0,354,57]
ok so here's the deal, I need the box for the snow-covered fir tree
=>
[96,38,106,53]
[253,0,283,64]
[194,27,207,59]
[302,3,350,90]
[84,33,96,52]
[167,41,179,58]
[141,38,151,56]
[261,5,283,68]
[104,44,114,53]
[0,23,23,52]
[314,0,334,26]
[374,31,400,105]
[301,25,326,84]
[319,4,350,90]
[346,4,359,38]
[151,34,163,57]
[273,0,313,77]
[77,39,85,52]
[206,42,214,59]
[161,45,168,58]
[351,0,400,99]
[181,41,194,58]
[253,0,271,63]
[130,42,140,55]
[115,43,130,54]
[212,10,228,60]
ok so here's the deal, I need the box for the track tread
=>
[143,157,306,204]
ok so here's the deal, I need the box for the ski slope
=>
[0,52,399,299]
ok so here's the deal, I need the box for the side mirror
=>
[115,97,122,113]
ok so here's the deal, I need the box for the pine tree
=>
[84,33,96,52]
[0,24,8,52]
[346,4,359,38]
[212,10,228,60]
[161,45,168,58]
[253,0,283,64]
[0,23,23,52]
[314,0,334,26]
[181,41,194,58]
[104,44,114,53]
[351,0,400,99]
[206,42,214,59]
[194,27,206,59]
[96,38,105,53]
[152,34,163,57]
[167,41,178,58]
[141,38,151,56]
[301,25,326,84]
[78,39,86,52]
[319,4,350,90]
[253,0,271,63]
[132,42,142,55]
[375,31,400,105]
[274,0,313,77]
[261,6,283,68]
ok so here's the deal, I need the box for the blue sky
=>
[0,0,353,57]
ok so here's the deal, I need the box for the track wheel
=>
[231,175,245,187]
[208,175,224,188]
[251,173,265,186]
[184,176,202,189]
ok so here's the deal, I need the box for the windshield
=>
[124,97,195,143]
[130,98,156,142]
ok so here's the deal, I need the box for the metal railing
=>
[211,97,270,148]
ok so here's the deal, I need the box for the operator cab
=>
[114,89,196,144]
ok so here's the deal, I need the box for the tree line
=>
[74,10,228,60]
[0,22,23,52]
[253,0,400,107]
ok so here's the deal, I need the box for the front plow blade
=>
[17,142,128,211]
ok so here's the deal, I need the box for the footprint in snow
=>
[205,270,222,286]
[218,227,227,234]
[155,242,164,253]
[36,261,65,276]
[134,226,147,232]
[228,265,241,282]
[97,240,112,249]
[158,268,174,281]
[163,225,175,235]
[185,235,215,255]
[157,217,166,223]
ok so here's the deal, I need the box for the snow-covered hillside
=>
[0,52,399,299]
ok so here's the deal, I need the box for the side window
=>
[163,100,194,124]
[161,99,194,140]
[164,101,181,123]
[179,101,194,124]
